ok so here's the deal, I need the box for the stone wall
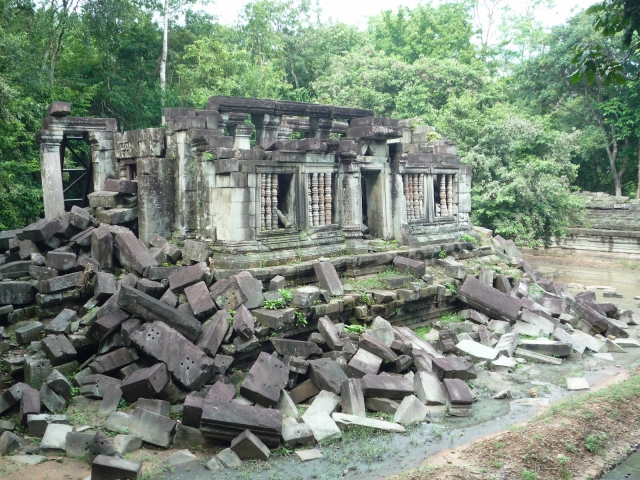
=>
[557,192,640,254]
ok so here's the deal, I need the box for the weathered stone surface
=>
[45,309,75,335]
[118,284,201,341]
[308,358,348,394]
[303,410,341,444]
[393,256,426,278]
[443,378,474,405]
[120,362,169,402]
[269,275,285,291]
[98,383,123,417]
[332,412,406,433]
[65,431,94,458]
[196,310,230,357]
[456,339,498,362]
[91,454,142,480]
[105,407,176,448]
[26,413,66,437]
[36,271,83,294]
[28,265,58,281]
[40,422,73,452]
[291,286,320,309]
[0,382,27,416]
[289,379,320,404]
[200,400,282,448]
[431,357,477,381]
[368,316,395,347]
[346,349,382,378]
[340,378,366,417]
[359,333,398,362]
[493,332,518,357]
[313,262,343,296]
[414,371,446,405]
[130,321,213,390]
[233,271,264,310]
[45,370,72,402]
[89,348,136,376]
[571,330,605,353]
[92,273,116,302]
[513,347,562,365]
[15,321,44,344]
[40,383,66,413]
[113,434,142,456]
[0,281,34,305]
[252,308,294,329]
[230,429,270,461]
[232,305,254,341]
[210,277,247,311]
[92,226,113,269]
[394,395,428,424]
[184,281,216,320]
[0,431,20,456]
[88,430,118,463]
[114,230,158,275]
[0,260,30,278]
[42,334,77,366]
[148,234,181,264]
[566,377,590,391]
[240,352,288,407]
[459,309,489,325]
[519,339,572,357]
[89,308,130,343]
[182,240,211,263]
[361,374,413,399]
[282,422,314,447]
[18,218,61,242]
[317,316,343,351]
[137,398,170,416]
[45,251,76,272]
[457,275,521,322]
[24,358,53,389]
[437,258,467,279]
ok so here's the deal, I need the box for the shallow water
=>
[602,452,640,479]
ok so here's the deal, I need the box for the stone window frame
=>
[255,165,301,236]
[404,167,460,225]
[299,165,340,231]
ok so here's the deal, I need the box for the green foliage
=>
[584,432,607,452]
[344,324,366,335]
[438,250,448,259]
[414,325,431,338]
[459,233,478,244]
[439,312,463,323]
[444,283,457,294]
[278,288,293,303]
[378,267,397,278]
[521,471,538,480]
[264,298,286,310]
[118,397,129,410]
[293,310,307,328]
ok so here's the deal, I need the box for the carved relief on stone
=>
[318,172,325,226]
[271,173,278,229]
[440,174,448,217]
[261,174,266,229]
[311,173,319,226]
[265,174,272,229]
[324,173,332,224]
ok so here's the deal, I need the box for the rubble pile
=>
[0,198,636,476]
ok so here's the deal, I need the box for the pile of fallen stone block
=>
[0,205,477,477]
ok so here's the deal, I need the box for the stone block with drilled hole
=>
[120,362,169,403]
[240,352,288,407]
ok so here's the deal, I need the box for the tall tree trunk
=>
[160,0,168,125]
[637,142,640,200]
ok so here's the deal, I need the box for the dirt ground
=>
[391,369,640,480]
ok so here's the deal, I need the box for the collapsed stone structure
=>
[38,97,471,268]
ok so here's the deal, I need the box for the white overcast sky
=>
[202,0,599,29]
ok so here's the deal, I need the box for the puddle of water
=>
[601,452,640,479]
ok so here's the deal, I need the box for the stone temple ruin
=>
[0,98,634,477]
[38,96,471,268]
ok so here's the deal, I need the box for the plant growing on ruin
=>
[278,289,293,303]
[438,250,448,259]
[345,325,367,335]
[444,283,457,294]
[264,298,286,310]
[293,311,307,328]
[459,233,478,245]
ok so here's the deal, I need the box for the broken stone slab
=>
[15,321,44,344]
[42,334,77,366]
[289,379,320,404]
[40,383,66,413]
[278,389,298,419]
[17,218,62,242]
[0,281,35,305]
[206,447,243,470]
[414,371,446,405]
[91,226,113,269]
[205,381,236,403]
[120,362,169,403]
[184,281,216,320]
[313,261,343,296]
[431,356,478,381]
[98,383,123,417]
[437,258,467,280]
[105,407,177,448]
[513,348,562,365]
[566,377,590,391]
[114,230,158,275]
[118,284,201,341]
[271,338,322,358]
[113,435,142,456]
[394,395,429,424]
[359,333,397,362]
[26,413,67,437]
[443,378,474,405]
[364,397,400,414]
[148,234,182,265]
[252,308,294,330]
[45,309,76,335]
[361,374,413,399]
[210,277,247,311]
[302,410,341,444]
[456,339,498,362]
[457,275,521,322]
[240,352,288,407]
[593,352,615,361]
[91,454,142,480]
[25,358,53,389]
[89,308,130,343]
[346,349,382,378]
[393,256,426,278]
[89,347,137,374]
[340,378,366,417]
[230,429,270,461]
[571,330,605,353]
[521,308,556,332]
[130,321,213,391]
[232,271,264,309]
[368,316,395,347]
[520,339,572,357]
[317,315,343,351]
[232,305,254,341]
[574,301,609,333]
[282,422,315,447]
[136,278,165,299]
[291,286,321,309]
[494,332,519,357]
[36,271,83,294]
[459,309,489,325]
[200,400,282,448]
[40,423,73,453]
[307,358,348,394]
[0,431,20,456]
[182,239,211,263]
[45,251,77,271]
[302,390,341,420]
[332,412,406,433]
[0,260,31,278]
[161,449,197,467]
[89,430,117,463]
[196,310,230,358]
[65,431,95,458]
[514,321,548,338]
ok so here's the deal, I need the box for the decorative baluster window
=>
[260,172,297,232]
[307,173,334,226]
[402,173,426,222]
[434,173,457,218]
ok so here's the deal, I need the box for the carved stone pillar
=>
[324,173,332,225]
[37,132,65,218]
[230,124,254,150]
[308,117,333,139]
[340,161,363,239]
[87,131,117,192]
[252,114,282,146]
